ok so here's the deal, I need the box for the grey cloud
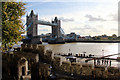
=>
[111,28,118,31]
[71,25,100,32]
[97,25,103,28]
[71,25,92,30]
[109,14,118,21]
[85,14,106,21]
[91,28,101,32]
[72,28,85,30]
[84,25,92,29]
[59,17,74,22]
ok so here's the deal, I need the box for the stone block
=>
[102,70,108,78]
[53,56,61,68]
[26,44,32,50]
[94,65,106,78]
[21,44,27,50]
[32,44,38,50]
[46,50,52,56]
[81,64,92,76]
[61,61,71,72]
[107,67,120,78]
[37,45,45,54]
[70,62,82,75]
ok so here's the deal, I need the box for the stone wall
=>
[60,61,120,79]
[31,62,50,80]
[2,43,50,80]
[53,56,62,69]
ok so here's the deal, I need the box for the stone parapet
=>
[61,61,71,72]
[81,64,92,76]
[93,65,106,78]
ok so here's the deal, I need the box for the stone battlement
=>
[3,43,120,80]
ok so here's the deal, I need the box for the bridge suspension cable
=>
[60,27,65,34]
[26,22,33,31]
[20,22,33,33]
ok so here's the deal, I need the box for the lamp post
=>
[102,49,104,57]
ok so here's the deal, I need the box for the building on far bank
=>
[85,35,92,40]
[100,35,108,40]
[66,32,77,41]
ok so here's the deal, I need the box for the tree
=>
[112,34,117,40]
[2,2,26,51]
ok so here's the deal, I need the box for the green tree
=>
[112,34,117,40]
[2,2,26,51]
[108,36,113,40]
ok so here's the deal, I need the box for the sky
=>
[21,0,119,36]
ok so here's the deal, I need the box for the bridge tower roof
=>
[30,10,34,17]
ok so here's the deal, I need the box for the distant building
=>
[85,35,92,40]
[66,32,77,40]
[100,35,108,40]
[42,33,52,42]
[78,36,85,40]
[76,35,80,40]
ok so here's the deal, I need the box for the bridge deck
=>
[38,20,58,26]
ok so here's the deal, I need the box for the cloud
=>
[85,14,106,21]
[71,25,100,32]
[59,17,74,22]
[71,25,91,30]
[109,14,118,21]
[111,28,118,31]
[84,25,92,29]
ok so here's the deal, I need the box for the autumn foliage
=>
[2,2,26,51]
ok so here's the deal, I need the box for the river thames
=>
[44,42,120,67]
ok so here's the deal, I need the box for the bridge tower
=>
[52,17,61,38]
[26,10,38,38]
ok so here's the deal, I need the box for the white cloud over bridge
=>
[22,1,119,36]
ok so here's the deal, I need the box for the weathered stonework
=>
[61,61,71,72]
[2,43,50,80]
[53,56,62,69]
[2,43,120,80]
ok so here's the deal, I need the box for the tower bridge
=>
[23,10,65,44]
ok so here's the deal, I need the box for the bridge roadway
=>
[38,20,58,26]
